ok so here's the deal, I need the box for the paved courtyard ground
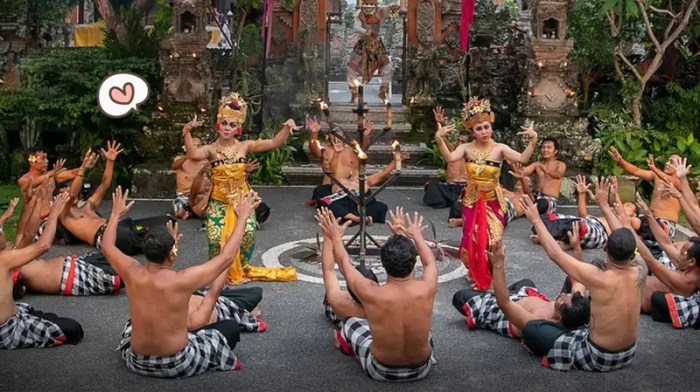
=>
[1,187,698,391]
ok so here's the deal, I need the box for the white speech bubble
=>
[97,72,150,118]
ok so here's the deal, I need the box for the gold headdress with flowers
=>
[462,96,495,129]
[217,93,248,125]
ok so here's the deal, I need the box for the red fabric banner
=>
[460,0,476,52]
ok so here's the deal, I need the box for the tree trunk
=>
[92,0,128,43]
[582,68,591,109]
[631,91,643,127]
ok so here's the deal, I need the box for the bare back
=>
[61,205,105,245]
[126,267,194,356]
[588,262,646,351]
[361,280,435,366]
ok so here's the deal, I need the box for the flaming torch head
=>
[353,141,368,160]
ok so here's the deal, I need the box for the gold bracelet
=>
[528,137,538,146]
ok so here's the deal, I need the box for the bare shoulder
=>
[630,258,648,288]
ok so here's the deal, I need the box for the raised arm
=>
[501,122,538,164]
[16,181,53,249]
[353,10,367,34]
[248,119,302,153]
[66,149,98,208]
[18,159,65,195]
[589,177,623,231]
[88,141,123,208]
[670,158,700,218]
[171,155,187,170]
[608,147,654,181]
[317,207,377,301]
[0,192,69,271]
[183,114,210,160]
[634,234,696,297]
[636,193,678,260]
[435,123,465,163]
[403,211,437,287]
[176,192,261,290]
[100,187,139,278]
[566,223,588,295]
[0,198,18,228]
[187,268,229,331]
[508,162,534,198]
[366,152,407,187]
[489,241,540,330]
[306,117,323,158]
[521,196,606,289]
[575,175,590,218]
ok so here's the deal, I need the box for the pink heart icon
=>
[109,82,135,105]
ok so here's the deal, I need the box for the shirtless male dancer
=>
[610,148,681,236]
[1,192,85,350]
[452,226,590,340]
[424,106,469,209]
[522,136,566,213]
[172,137,209,219]
[60,141,173,255]
[316,207,437,382]
[522,187,647,372]
[633,193,700,329]
[106,187,260,378]
[307,117,371,204]
[317,151,408,225]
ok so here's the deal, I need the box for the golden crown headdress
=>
[462,96,495,129]
[217,93,248,125]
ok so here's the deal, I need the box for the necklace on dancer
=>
[216,140,240,160]
[471,140,496,176]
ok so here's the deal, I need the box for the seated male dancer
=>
[60,141,173,255]
[172,137,209,219]
[448,161,536,227]
[452,225,590,339]
[106,187,260,378]
[521,136,566,213]
[1,192,85,349]
[633,194,700,329]
[532,176,640,250]
[521,186,647,372]
[423,107,469,209]
[610,148,681,236]
[317,151,408,225]
[317,207,437,382]
[307,117,371,205]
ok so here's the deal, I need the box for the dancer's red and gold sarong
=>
[460,160,506,290]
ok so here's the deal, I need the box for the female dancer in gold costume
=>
[435,97,538,289]
[183,93,301,284]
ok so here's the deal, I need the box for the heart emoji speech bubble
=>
[98,73,150,118]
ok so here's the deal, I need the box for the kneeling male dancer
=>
[523,192,647,372]
[316,207,437,382]
[104,187,260,378]
[1,193,84,349]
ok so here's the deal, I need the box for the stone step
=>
[323,103,410,124]
[302,141,427,165]
[282,164,438,186]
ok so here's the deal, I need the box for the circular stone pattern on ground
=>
[261,236,466,285]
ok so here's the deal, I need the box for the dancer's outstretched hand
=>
[101,140,124,162]
[590,177,611,206]
[386,206,407,236]
[575,175,590,195]
[315,206,351,240]
[306,116,321,134]
[433,106,445,124]
[110,186,135,219]
[166,220,183,244]
[435,123,456,139]
[608,146,623,163]
[517,121,537,139]
[284,119,304,133]
[245,159,260,173]
[519,195,541,222]
[567,221,581,251]
[403,211,427,240]
[486,240,506,269]
[660,180,682,200]
[49,192,70,219]
[235,191,262,219]
[612,203,632,228]
[670,156,692,179]
[636,192,653,216]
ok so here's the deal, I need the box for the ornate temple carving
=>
[416,0,436,46]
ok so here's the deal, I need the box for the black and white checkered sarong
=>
[173,193,190,214]
[543,328,636,372]
[664,291,700,329]
[463,286,545,337]
[323,296,342,328]
[0,303,67,350]
[658,219,677,238]
[60,253,120,296]
[196,290,262,332]
[554,214,608,249]
[341,317,435,382]
[504,198,517,226]
[534,192,558,214]
[657,252,679,271]
[117,320,238,378]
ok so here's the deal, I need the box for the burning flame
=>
[391,140,400,150]
[353,141,367,160]
[319,101,328,110]
[353,79,362,88]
